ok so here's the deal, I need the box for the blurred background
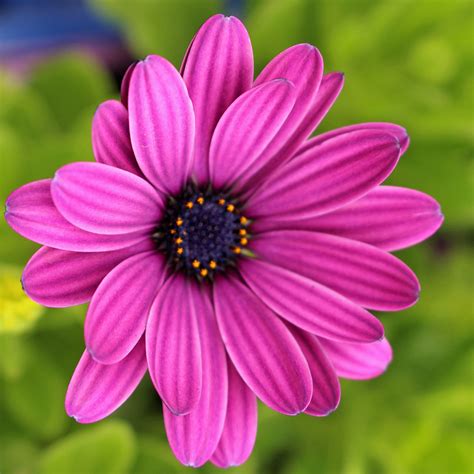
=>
[0,0,472,473]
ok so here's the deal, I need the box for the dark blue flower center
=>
[155,185,250,279]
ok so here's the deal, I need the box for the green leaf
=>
[28,54,114,132]
[0,435,39,474]
[0,70,57,140]
[0,334,31,380]
[39,420,136,474]
[132,436,189,474]
[2,340,68,440]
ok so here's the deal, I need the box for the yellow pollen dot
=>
[233,246,241,254]
[240,237,248,246]
[175,237,183,244]
[176,218,183,226]
[226,204,235,212]
[240,216,248,225]
[170,229,176,235]
[239,229,247,236]
[218,198,225,205]
[200,268,208,277]
[185,201,194,209]
[192,260,200,269]
[209,260,217,269]
[177,247,184,255]
[197,197,204,205]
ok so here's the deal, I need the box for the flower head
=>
[4,14,443,468]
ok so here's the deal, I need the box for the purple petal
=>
[128,55,195,195]
[246,130,401,222]
[85,251,166,364]
[298,122,410,156]
[164,286,228,467]
[120,61,136,108]
[211,360,257,468]
[92,100,142,175]
[5,179,149,252]
[289,327,340,417]
[51,162,163,235]
[65,338,147,423]
[235,44,324,194]
[239,258,384,343]
[146,274,202,415]
[214,275,312,415]
[209,79,297,190]
[295,186,444,252]
[250,231,420,311]
[181,14,253,184]
[22,239,153,308]
[319,337,393,380]
[295,72,345,140]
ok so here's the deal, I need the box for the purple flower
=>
[5,14,443,468]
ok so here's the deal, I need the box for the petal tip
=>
[320,406,339,417]
[289,409,305,416]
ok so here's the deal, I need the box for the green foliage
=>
[91,0,224,67]
[2,338,69,441]
[0,0,472,473]
[38,421,136,474]
[28,53,114,132]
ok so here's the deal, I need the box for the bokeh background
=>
[1,0,472,473]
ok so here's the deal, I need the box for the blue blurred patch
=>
[0,0,122,57]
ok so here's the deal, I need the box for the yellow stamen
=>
[200,268,208,277]
[185,201,194,209]
[226,204,235,212]
[176,217,183,226]
[170,229,176,235]
[197,197,204,205]
[192,260,200,269]
[209,260,217,269]
[240,238,248,246]
[239,229,247,236]
[240,216,248,225]
[176,237,183,244]
[233,246,241,254]
[218,198,225,205]
[177,247,184,255]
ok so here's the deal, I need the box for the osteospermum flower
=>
[5,14,443,468]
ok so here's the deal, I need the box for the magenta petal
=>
[146,275,202,415]
[128,55,195,195]
[85,251,165,364]
[250,231,420,311]
[295,72,345,140]
[238,72,343,196]
[22,239,153,308]
[214,275,312,415]
[164,286,228,467]
[235,44,324,193]
[298,122,410,156]
[209,79,297,190]
[289,327,340,417]
[120,61,136,108]
[246,130,401,222]
[299,186,444,252]
[181,14,253,184]
[51,162,163,235]
[239,259,384,343]
[319,337,393,380]
[5,179,148,251]
[92,100,142,175]
[65,338,147,423]
[211,360,257,468]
